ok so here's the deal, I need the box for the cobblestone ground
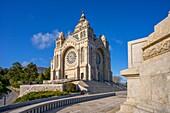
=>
[45,96,126,113]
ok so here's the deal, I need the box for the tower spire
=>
[79,11,86,22]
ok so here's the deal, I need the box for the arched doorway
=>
[81,73,84,80]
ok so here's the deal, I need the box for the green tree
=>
[44,67,50,80]
[7,62,23,85]
[0,74,11,95]
[37,73,45,83]
[0,68,9,75]
[112,76,123,84]
[26,62,38,82]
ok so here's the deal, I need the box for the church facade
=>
[50,12,112,82]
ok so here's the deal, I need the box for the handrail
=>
[9,92,115,113]
[0,93,79,112]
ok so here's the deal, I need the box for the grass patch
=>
[14,90,69,103]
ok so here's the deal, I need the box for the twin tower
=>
[50,12,112,82]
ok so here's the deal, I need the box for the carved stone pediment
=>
[142,13,170,60]
[62,36,77,49]
[143,33,170,60]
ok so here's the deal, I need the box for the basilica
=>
[50,12,112,82]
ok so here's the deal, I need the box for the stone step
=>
[75,80,126,94]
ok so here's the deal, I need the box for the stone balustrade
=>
[0,93,79,112]
[9,92,115,113]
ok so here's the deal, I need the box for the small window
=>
[80,32,83,38]
[83,31,86,37]
[74,34,79,39]
[81,73,84,80]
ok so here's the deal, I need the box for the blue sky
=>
[0,0,170,77]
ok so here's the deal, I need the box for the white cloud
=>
[21,61,29,67]
[38,57,48,64]
[32,29,60,49]
[112,38,123,45]
[21,57,48,67]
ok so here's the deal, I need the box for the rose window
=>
[67,51,77,64]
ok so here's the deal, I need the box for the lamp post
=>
[3,94,6,105]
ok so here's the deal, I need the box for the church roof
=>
[74,11,91,33]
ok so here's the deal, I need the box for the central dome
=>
[74,12,91,33]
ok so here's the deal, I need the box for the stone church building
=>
[50,12,112,82]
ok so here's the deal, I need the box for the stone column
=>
[117,68,140,113]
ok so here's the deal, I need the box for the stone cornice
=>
[142,33,170,60]
[120,68,139,77]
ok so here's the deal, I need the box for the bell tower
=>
[72,11,95,41]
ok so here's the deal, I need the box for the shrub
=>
[65,82,76,93]
[14,90,69,103]
[11,82,23,88]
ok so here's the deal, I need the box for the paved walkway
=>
[45,95,126,113]
[0,87,19,106]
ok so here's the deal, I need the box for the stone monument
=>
[117,12,170,113]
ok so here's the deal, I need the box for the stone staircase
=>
[73,80,126,94]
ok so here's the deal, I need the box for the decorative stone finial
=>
[101,35,106,41]
[79,11,86,22]
[68,32,71,36]
[58,32,65,39]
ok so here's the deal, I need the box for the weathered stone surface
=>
[128,37,147,68]
[117,12,170,113]
[19,84,63,97]
[45,95,126,113]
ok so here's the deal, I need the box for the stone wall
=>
[10,92,115,113]
[19,84,64,97]
[117,12,170,113]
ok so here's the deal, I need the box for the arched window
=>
[81,47,84,63]
[56,55,58,67]
[51,64,53,69]
[90,47,92,63]
[83,31,86,37]
[80,32,83,38]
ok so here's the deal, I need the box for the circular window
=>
[67,51,77,64]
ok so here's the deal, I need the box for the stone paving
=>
[45,95,126,113]
[0,87,18,106]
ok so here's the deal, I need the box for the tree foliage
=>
[44,67,50,80]
[65,83,76,92]
[0,74,11,95]
[1,62,50,88]
[14,90,69,103]
[4,62,39,88]
[26,62,38,82]
[112,76,123,84]
[37,73,45,83]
